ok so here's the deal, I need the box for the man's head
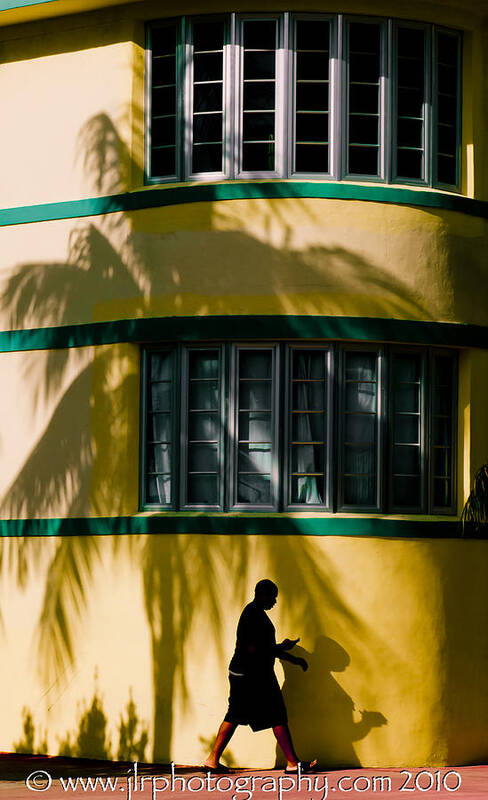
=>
[254,579,278,609]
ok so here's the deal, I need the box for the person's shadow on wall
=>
[278,636,387,767]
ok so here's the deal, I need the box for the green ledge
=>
[0,0,56,10]
[0,515,476,538]
[1,315,488,354]
[1,182,487,228]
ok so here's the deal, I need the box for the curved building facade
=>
[0,0,487,768]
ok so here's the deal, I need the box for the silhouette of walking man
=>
[205,579,316,773]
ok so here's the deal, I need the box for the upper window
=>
[141,343,457,514]
[146,14,462,189]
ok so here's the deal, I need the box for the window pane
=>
[435,32,460,186]
[243,19,276,49]
[242,19,277,172]
[292,444,324,475]
[147,443,172,473]
[185,348,222,507]
[239,412,272,442]
[188,475,218,504]
[291,477,323,504]
[395,26,426,182]
[149,413,172,441]
[147,475,172,504]
[431,353,455,509]
[236,348,275,506]
[238,475,271,504]
[150,382,172,412]
[288,349,328,506]
[189,381,219,409]
[238,443,272,473]
[189,413,220,441]
[189,443,219,472]
[341,350,378,507]
[294,20,330,175]
[192,21,224,174]
[347,22,382,176]
[151,24,177,178]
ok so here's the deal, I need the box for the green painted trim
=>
[0,515,479,538]
[0,0,56,10]
[2,315,488,354]
[1,182,487,228]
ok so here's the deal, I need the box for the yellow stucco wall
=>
[0,531,487,767]
[1,198,488,333]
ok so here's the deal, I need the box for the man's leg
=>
[272,723,299,768]
[204,720,237,768]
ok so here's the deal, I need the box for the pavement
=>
[0,755,486,800]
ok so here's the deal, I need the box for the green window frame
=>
[141,343,457,514]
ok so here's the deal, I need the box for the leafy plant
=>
[460,464,488,535]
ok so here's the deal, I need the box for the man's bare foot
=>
[284,759,318,774]
[203,762,230,774]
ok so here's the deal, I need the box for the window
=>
[142,343,457,514]
[147,14,462,189]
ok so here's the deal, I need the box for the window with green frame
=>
[142,343,457,514]
[146,13,462,188]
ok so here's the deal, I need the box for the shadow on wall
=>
[14,688,148,761]
[279,637,387,768]
[0,110,422,764]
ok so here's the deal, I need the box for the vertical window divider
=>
[144,24,153,184]
[277,13,289,179]
[330,14,340,180]
[328,343,337,512]
[183,18,193,182]
[385,19,393,184]
[338,14,347,179]
[424,25,433,185]
[377,346,385,510]
[179,17,189,181]
[224,15,235,180]
[379,19,388,182]
[139,347,148,507]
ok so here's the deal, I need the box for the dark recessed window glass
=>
[434,32,460,186]
[143,343,457,514]
[185,349,222,506]
[431,354,456,510]
[294,19,330,174]
[235,349,275,506]
[146,352,174,504]
[347,22,382,176]
[150,24,178,178]
[192,20,224,174]
[241,20,277,172]
[288,349,328,506]
[391,353,423,509]
[341,350,379,508]
[395,26,426,181]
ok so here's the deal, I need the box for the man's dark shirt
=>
[229,601,276,676]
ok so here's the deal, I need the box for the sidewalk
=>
[0,755,486,799]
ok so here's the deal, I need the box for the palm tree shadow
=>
[0,106,420,763]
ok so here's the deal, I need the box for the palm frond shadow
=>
[0,106,411,761]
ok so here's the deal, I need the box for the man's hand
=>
[296,657,308,672]
[278,637,300,651]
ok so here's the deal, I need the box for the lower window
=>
[141,342,456,514]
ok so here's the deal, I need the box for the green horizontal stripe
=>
[1,182,487,228]
[0,0,56,10]
[1,315,488,354]
[0,515,475,538]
